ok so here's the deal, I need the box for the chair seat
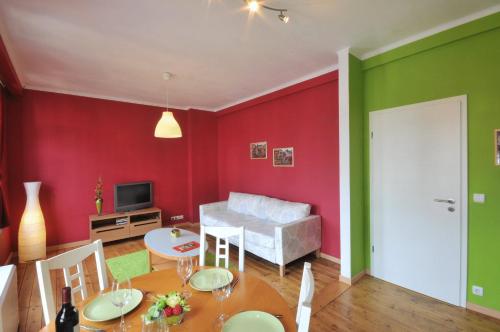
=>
[203,210,277,249]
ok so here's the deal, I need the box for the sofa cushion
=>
[262,197,311,224]
[227,192,264,218]
[202,210,276,249]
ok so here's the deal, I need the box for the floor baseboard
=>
[467,302,500,320]
[339,269,367,285]
[3,251,13,265]
[12,239,92,261]
[319,252,341,264]
[47,239,91,252]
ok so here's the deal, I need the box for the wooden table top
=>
[144,228,203,260]
[41,268,297,332]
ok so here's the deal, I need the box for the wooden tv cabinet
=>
[89,207,162,243]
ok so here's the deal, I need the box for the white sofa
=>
[200,192,321,276]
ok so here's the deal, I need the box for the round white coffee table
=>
[144,227,204,260]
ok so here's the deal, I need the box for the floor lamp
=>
[18,181,46,263]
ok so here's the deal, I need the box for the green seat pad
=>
[205,251,235,269]
[106,249,150,282]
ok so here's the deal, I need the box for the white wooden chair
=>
[199,225,245,272]
[297,262,314,332]
[36,239,108,326]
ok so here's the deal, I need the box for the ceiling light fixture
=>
[154,72,182,138]
[244,0,290,23]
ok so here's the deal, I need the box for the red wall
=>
[217,72,340,257]
[0,228,11,264]
[6,90,218,247]
[187,110,219,222]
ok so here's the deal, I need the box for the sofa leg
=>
[315,249,321,258]
[279,265,285,277]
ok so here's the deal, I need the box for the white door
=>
[370,96,467,306]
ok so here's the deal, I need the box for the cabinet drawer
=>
[91,225,129,243]
[130,219,161,237]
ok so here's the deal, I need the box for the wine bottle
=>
[55,287,80,332]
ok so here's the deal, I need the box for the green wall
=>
[361,12,500,310]
[349,54,366,277]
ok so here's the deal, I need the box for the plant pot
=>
[166,313,184,326]
[95,198,103,215]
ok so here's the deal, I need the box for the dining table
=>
[40,267,297,332]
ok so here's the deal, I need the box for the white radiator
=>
[0,265,18,332]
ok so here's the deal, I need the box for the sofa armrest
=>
[199,201,228,222]
[275,215,321,265]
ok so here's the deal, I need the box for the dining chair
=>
[296,262,314,332]
[36,239,108,326]
[199,225,245,271]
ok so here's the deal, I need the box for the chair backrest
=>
[36,239,108,326]
[296,262,314,332]
[199,225,245,272]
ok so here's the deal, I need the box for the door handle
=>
[434,198,455,204]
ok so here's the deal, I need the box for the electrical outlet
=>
[170,215,184,221]
[473,193,485,203]
[472,285,483,296]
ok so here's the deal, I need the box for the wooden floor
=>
[14,224,500,332]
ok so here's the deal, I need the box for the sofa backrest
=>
[262,197,311,224]
[228,192,264,217]
[228,192,311,224]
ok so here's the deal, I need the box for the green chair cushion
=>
[205,251,235,269]
[106,249,150,282]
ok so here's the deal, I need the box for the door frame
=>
[369,95,468,307]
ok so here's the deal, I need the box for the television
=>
[114,181,153,212]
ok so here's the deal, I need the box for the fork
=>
[230,275,240,289]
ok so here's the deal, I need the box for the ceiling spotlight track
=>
[245,0,290,23]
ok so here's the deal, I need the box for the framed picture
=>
[250,141,267,159]
[273,147,294,167]
[495,129,500,166]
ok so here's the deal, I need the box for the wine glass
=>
[111,278,132,332]
[177,256,193,299]
[211,272,232,329]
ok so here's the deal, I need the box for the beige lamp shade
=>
[18,181,46,263]
[154,111,182,138]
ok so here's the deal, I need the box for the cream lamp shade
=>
[154,111,182,138]
[18,181,46,263]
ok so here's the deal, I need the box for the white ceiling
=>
[0,0,499,111]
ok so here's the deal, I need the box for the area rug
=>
[106,249,150,282]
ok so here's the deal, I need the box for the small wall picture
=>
[495,129,500,166]
[250,141,267,159]
[273,147,294,167]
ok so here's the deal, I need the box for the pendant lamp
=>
[154,72,182,138]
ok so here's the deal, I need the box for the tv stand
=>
[89,207,162,243]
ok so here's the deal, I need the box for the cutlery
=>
[81,326,104,332]
[230,275,240,289]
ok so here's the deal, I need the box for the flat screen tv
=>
[114,181,153,212]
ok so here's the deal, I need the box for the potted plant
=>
[145,291,191,326]
[94,177,103,215]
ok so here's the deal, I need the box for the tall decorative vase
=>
[18,181,46,263]
[96,198,103,215]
